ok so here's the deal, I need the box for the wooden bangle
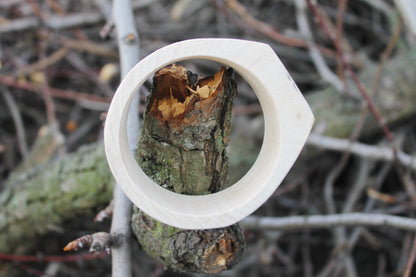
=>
[104,38,314,229]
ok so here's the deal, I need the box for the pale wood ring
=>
[104,38,314,229]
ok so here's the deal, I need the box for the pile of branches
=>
[1,0,416,276]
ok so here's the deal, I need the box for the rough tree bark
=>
[131,64,245,273]
[0,48,415,255]
[0,141,113,254]
[308,49,416,138]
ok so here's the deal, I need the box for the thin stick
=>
[111,0,140,276]
[307,133,416,171]
[321,152,355,277]
[38,29,57,125]
[359,0,391,15]
[0,17,40,33]
[306,0,395,144]
[342,159,371,213]
[318,164,392,277]
[0,252,107,262]
[15,48,68,76]
[0,2,156,34]
[328,158,370,277]
[45,13,103,30]
[1,88,28,159]
[225,0,306,47]
[335,0,348,81]
[110,185,133,277]
[370,20,403,97]
[224,0,336,58]
[403,234,416,277]
[60,36,119,59]
[294,0,344,92]
[241,213,416,232]
[0,75,111,106]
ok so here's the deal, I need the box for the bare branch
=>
[306,0,395,144]
[95,200,114,222]
[404,234,416,277]
[294,0,344,92]
[60,36,119,59]
[110,0,140,276]
[45,13,104,30]
[241,213,416,232]
[223,0,336,59]
[15,48,68,77]
[0,17,40,33]
[110,186,133,277]
[0,13,103,34]
[358,0,392,15]
[1,88,28,159]
[394,0,416,36]
[307,133,416,171]
[63,232,114,255]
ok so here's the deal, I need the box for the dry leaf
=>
[29,71,46,84]
[366,187,396,204]
[99,63,118,83]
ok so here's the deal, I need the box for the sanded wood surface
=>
[104,38,314,229]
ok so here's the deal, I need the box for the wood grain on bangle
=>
[104,38,314,229]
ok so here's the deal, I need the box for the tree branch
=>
[110,0,140,276]
[294,0,344,92]
[1,88,28,159]
[307,133,416,171]
[241,213,416,232]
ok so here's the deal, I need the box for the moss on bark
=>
[131,64,246,273]
[0,142,113,253]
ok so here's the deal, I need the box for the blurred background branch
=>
[1,0,416,276]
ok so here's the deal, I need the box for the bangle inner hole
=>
[132,59,264,195]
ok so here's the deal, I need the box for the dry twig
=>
[110,0,141,276]
[15,48,68,77]
[335,0,348,80]
[404,234,416,277]
[0,252,106,263]
[95,200,114,222]
[0,17,40,33]
[63,232,116,255]
[306,0,395,145]
[307,133,416,171]
[0,75,111,107]
[1,88,28,159]
[0,13,103,34]
[224,0,336,58]
[241,213,416,232]
[60,36,119,59]
[294,0,344,92]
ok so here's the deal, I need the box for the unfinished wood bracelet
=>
[104,38,314,229]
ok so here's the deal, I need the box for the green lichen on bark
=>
[307,49,416,138]
[0,142,113,253]
[132,208,245,273]
[131,64,246,273]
